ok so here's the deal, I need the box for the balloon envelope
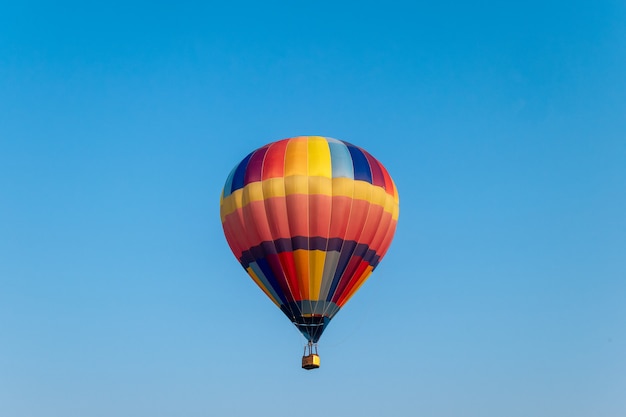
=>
[220,136,399,342]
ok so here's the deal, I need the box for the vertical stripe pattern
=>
[220,136,399,342]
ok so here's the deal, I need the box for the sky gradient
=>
[1,1,625,416]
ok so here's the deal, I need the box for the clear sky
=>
[1,1,625,416]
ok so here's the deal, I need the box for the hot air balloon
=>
[219,136,399,369]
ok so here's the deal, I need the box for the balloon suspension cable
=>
[303,341,318,356]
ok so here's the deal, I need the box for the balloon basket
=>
[302,342,320,370]
[302,354,320,370]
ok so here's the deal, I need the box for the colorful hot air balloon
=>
[219,136,399,369]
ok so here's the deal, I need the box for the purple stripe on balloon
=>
[244,146,269,185]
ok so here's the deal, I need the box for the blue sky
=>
[1,1,625,416]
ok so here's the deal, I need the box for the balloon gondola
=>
[302,341,320,370]
[219,136,399,369]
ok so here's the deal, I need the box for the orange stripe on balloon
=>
[292,249,310,299]
[285,137,308,176]
[308,250,326,300]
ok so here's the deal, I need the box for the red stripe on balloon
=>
[359,204,384,246]
[222,217,244,259]
[285,194,308,237]
[367,209,393,256]
[377,218,398,260]
[262,139,289,180]
[328,195,352,238]
[343,199,370,242]
[265,253,298,304]
[378,162,396,197]
[263,196,292,241]
[309,194,331,238]
[246,200,270,243]
[277,252,303,302]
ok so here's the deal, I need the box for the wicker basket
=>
[302,354,321,370]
